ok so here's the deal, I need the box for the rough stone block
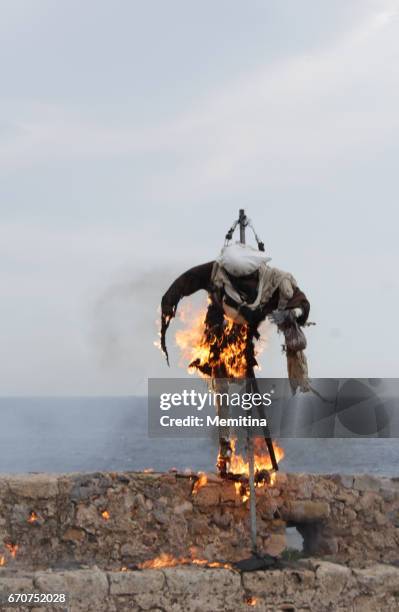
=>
[163,567,242,611]
[284,568,316,593]
[34,568,108,601]
[109,569,164,595]
[353,564,399,593]
[75,504,101,530]
[7,475,58,500]
[315,561,351,601]
[282,500,330,522]
[173,501,193,515]
[193,484,220,507]
[353,475,382,492]
[0,576,34,594]
[243,569,285,596]
[287,473,314,499]
[62,527,86,542]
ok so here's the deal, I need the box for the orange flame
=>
[5,543,18,558]
[270,471,277,486]
[229,438,284,502]
[154,312,172,351]
[246,596,258,606]
[167,301,283,491]
[0,556,5,566]
[139,552,181,569]
[230,438,284,478]
[234,481,249,503]
[192,472,208,494]
[27,511,38,524]
[175,305,254,378]
[138,551,231,570]
[101,510,110,520]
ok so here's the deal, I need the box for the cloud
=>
[1,0,398,203]
[1,1,398,393]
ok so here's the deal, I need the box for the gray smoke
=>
[90,266,180,377]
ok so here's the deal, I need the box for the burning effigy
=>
[160,210,311,479]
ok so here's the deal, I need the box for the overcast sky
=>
[1,0,398,395]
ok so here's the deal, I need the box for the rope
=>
[224,215,265,252]
[224,219,239,245]
[247,218,265,252]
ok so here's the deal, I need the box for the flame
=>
[0,544,19,566]
[246,596,258,606]
[138,551,231,570]
[164,301,284,491]
[230,437,284,477]
[143,468,154,473]
[270,471,277,486]
[230,438,284,502]
[5,543,18,558]
[154,311,172,351]
[192,472,208,494]
[139,553,180,569]
[101,510,110,520]
[233,482,248,502]
[175,305,253,378]
[27,511,38,524]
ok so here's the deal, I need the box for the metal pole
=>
[239,209,246,244]
[238,206,278,470]
[247,425,258,554]
[249,375,278,472]
[239,209,258,554]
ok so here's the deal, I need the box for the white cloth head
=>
[218,242,271,277]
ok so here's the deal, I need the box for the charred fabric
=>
[160,210,311,476]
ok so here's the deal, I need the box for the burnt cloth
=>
[160,261,310,369]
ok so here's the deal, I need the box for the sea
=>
[0,397,398,476]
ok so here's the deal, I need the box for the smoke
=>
[90,266,180,377]
[89,260,272,388]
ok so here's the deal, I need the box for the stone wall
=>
[1,560,399,611]
[0,471,398,569]
[0,471,399,611]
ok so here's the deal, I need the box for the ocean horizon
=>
[0,396,398,476]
